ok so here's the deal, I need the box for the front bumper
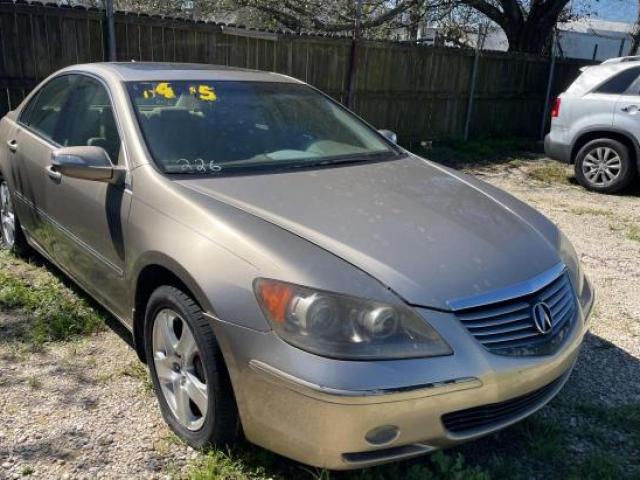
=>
[209,276,594,470]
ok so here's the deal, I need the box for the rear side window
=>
[20,75,76,141]
[594,67,640,94]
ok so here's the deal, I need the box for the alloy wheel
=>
[152,308,209,431]
[581,147,622,188]
[0,182,16,247]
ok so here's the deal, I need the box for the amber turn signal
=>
[255,279,294,323]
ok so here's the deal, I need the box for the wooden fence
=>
[0,0,591,141]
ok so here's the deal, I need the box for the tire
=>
[574,139,636,193]
[144,285,239,449]
[0,179,29,255]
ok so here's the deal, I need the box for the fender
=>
[129,250,217,317]
[571,126,640,170]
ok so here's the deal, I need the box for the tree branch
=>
[458,0,507,29]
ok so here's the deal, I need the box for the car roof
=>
[65,62,302,83]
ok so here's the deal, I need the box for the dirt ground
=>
[0,157,639,479]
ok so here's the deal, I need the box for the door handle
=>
[46,165,62,182]
[621,105,639,113]
[6,140,18,152]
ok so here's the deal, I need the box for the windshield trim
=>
[126,79,403,177]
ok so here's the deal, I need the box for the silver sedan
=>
[0,63,594,470]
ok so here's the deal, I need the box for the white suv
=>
[545,56,640,193]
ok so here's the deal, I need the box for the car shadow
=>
[188,330,640,479]
[0,248,134,350]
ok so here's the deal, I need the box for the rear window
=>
[594,67,640,94]
[566,65,640,96]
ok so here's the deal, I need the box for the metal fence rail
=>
[0,0,592,141]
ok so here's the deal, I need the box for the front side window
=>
[55,77,122,163]
[127,81,397,175]
[20,75,121,163]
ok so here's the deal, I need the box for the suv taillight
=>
[551,97,561,118]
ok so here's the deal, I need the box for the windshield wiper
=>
[291,150,402,169]
[165,151,404,176]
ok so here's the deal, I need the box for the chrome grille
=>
[455,271,576,355]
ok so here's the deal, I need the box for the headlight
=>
[254,278,452,360]
[558,230,584,295]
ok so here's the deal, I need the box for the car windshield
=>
[127,80,397,175]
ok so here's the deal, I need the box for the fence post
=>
[619,38,626,56]
[540,30,558,141]
[345,0,363,109]
[104,0,116,61]
[463,26,484,141]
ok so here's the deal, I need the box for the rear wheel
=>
[144,285,239,448]
[0,180,29,254]
[574,139,636,193]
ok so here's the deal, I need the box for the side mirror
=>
[378,129,398,144]
[50,146,125,184]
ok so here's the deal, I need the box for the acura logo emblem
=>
[532,302,553,334]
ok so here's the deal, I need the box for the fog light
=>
[365,425,400,446]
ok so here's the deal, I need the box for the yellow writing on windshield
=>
[155,82,176,99]
[189,85,217,101]
[141,83,217,102]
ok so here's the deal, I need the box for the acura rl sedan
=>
[0,63,594,470]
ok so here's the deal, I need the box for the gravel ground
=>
[0,156,639,479]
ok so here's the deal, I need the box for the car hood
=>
[177,156,561,310]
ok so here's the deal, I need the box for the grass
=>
[526,162,571,185]
[626,224,640,243]
[181,450,490,480]
[0,250,105,344]
[608,222,640,243]
[406,137,539,169]
[572,402,640,449]
[509,415,565,459]
[19,465,34,476]
[567,452,626,480]
[119,360,153,393]
[26,375,42,389]
[569,207,613,217]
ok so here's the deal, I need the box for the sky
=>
[578,0,637,23]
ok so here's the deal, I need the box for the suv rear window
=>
[594,67,640,94]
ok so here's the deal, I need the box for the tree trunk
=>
[506,20,555,54]
[461,0,569,55]
[630,2,640,55]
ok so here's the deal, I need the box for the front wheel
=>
[574,139,636,193]
[144,285,239,448]
[0,180,29,254]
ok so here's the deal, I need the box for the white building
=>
[479,18,633,60]
[556,19,633,61]
[396,18,635,62]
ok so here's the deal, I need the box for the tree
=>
[458,0,570,53]
[630,2,640,55]
[219,0,427,36]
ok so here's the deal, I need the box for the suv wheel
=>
[144,285,239,448]
[574,139,636,193]
[0,180,29,254]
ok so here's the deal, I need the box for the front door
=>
[43,75,132,319]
